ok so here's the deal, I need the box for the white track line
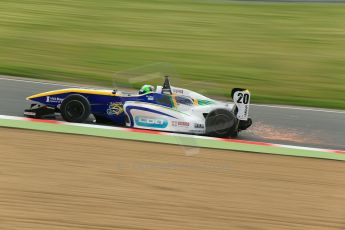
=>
[0,75,78,87]
[252,104,345,114]
[1,76,344,114]
[1,114,344,155]
[276,144,335,153]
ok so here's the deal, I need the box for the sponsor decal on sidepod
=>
[194,123,204,129]
[172,121,190,127]
[107,102,124,116]
[135,116,168,128]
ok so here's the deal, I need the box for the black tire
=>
[60,94,90,123]
[205,109,238,138]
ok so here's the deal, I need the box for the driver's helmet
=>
[139,85,155,94]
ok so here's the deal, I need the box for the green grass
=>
[0,0,345,109]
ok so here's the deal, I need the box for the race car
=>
[24,77,252,137]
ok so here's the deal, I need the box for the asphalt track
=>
[0,76,344,150]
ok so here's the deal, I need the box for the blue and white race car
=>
[24,77,252,137]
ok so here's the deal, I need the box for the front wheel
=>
[60,94,90,123]
[205,109,238,138]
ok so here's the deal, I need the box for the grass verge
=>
[0,0,344,108]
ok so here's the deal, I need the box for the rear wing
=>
[231,88,251,121]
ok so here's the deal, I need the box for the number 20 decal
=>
[236,92,249,104]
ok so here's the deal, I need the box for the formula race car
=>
[24,77,252,137]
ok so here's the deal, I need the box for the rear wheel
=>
[205,109,238,138]
[60,94,90,123]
